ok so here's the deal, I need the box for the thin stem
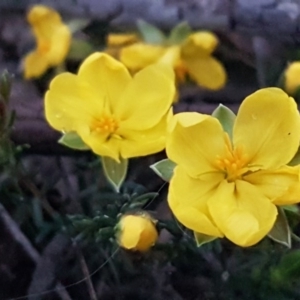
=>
[75,243,98,300]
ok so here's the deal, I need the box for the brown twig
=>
[0,203,72,300]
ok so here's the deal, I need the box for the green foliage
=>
[167,22,191,45]
[212,104,236,139]
[194,231,217,247]
[268,207,291,248]
[101,156,128,192]
[58,132,90,150]
[136,19,166,45]
[150,158,176,182]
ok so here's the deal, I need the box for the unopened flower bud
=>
[117,214,158,252]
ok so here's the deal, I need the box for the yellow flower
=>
[120,32,226,90]
[24,5,71,79]
[105,33,139,59]
[284,62,300,95]
[45,52,175,161]
[166,88,300,247]
[117,214,158,251]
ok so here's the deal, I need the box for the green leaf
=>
[137,19,166,45]
[150,159,176,182]
[67,19,90,34]
[58,132,90,150]
[67,39,95,60]
[102,156,128,193]
[194,231,217,247]
[268,207,291,248]
[167,22,191,45]
[212,104,236,139]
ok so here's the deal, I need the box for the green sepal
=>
[288,146,300,166]
[194,231,217,247]
[150,158,176,182]
[67,19,90,34]
[167,22,191,45]
[58,132,90,150]
[67,39,95,60]
[212,104,236,139]
[102,156,128,193]
[268,207,291,248]
[137,19,166,45]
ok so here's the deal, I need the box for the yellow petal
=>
[208,180,277,247]
[158,46,181,67]
[120,43,165,70]
[168,166,223,237]
[23,51,48,79]
[78,53,131,111]
[107,33,139,47]
[45,72,98,132]
[284,62,300,94]
[119,113,169,159]
[181,32,219,57]
[233,88,300,169]
[245,166,300,205]
[46,24,71,65]
[77,124,120,161]
[166,112,226,177]
[116,63,175,130]
[28,5,71,65]
[183,56,226,90]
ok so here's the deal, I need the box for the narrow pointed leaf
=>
[194,231,217,247]
[167,22,191,45]
[58,132,90,150]
[137,19,166,44]
[102,156,128,193]
[150,159,176,182]
[212,104,236,139]
[268,207,291,248]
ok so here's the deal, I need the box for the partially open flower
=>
[23,5,71,79]
[117,214,158,251]
[284,62,300,95]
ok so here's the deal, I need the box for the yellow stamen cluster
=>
[215,134,249,182]
[93,115,119,134]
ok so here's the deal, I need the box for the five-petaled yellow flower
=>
[45,52,175,161]
[167,88,300,247]
[120,32,226,90]
[117,214,158,251]
[24,5,71,79]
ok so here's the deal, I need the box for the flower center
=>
[175,61,188,83]
[215,134,249,182]
[91,115,119,139]
[92,115,119,135]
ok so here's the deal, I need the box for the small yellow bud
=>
[284,62,300,94]
[117,214,158,252]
